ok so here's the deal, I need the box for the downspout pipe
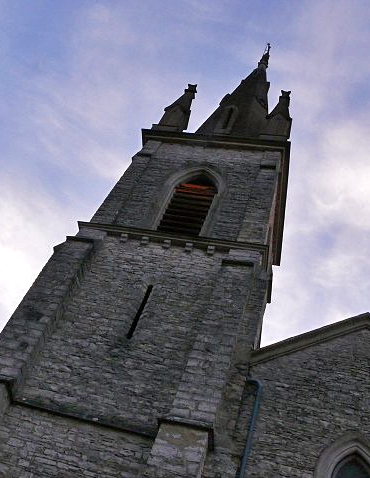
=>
[238,377,263,478]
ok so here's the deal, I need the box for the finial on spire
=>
[258,43,271,69]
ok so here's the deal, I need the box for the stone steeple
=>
[0,51,293,478]
[197,45,291,140]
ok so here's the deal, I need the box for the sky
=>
[1,0,370,346]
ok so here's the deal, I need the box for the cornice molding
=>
[77,222,269,268]
[141,128,291,152]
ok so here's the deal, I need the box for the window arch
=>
[314,433,370,478]
[157,175,217,236]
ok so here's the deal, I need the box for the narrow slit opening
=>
[222,107,234,129]
[126,285,153,339]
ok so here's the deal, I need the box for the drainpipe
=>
[238,377,263,478]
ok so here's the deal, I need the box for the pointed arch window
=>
[314,433,370,478]
[157,176,216,236]
[332,455,370,478]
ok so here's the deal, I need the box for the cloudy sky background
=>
[1,0,370,345]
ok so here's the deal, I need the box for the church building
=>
[0,48,369,477]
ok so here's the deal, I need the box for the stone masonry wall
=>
[241,329,370,477]
[0,135,281,476]
[0,236,269,478]
[91,142,157,225]
[201,279,268,478]
[237,152,280,244]
[0,404,152,477]
[0,238,95,390]
[92,140,280,244]
[19,237,259,435]
[138,259,270,478]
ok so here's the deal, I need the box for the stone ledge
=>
[158,416,214,450]
[53,235,95,252]
[141,128,290,152]
[77,221,269,268]
[0,384,157,439]
[221,258,255,268]
[260,161,277,170]
[66,235,95,244]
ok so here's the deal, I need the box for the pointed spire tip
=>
[259,43,271,68]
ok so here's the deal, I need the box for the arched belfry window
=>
[157,176,216,236]
[332,455,370,478]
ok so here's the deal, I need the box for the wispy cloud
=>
[0,172,78,322]
[260,0,370,344]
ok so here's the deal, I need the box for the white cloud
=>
[0,173,79,329]
[261,0,370,345]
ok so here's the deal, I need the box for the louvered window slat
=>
[158,179,216,236]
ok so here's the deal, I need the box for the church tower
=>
[0,49,292,477]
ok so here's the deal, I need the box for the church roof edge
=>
[251,312,370,366]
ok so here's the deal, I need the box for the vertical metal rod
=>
[238,378,263,478]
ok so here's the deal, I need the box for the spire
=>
[152,84,197,133]
[196,44,291,140]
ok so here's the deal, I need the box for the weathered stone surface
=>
[143,422,208,478]
[0,96,287,476]
[0,239,95,389]
[0,385,10,421]
[242,329,370,477]
[93,141,279,245]
[17,238,261,433]
[0,404,152,476]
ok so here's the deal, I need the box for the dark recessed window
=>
[157,177,216,236]
[333,455,370,478]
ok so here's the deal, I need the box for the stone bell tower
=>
[0,48,291,477]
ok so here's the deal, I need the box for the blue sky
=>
[1,0,370,345]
